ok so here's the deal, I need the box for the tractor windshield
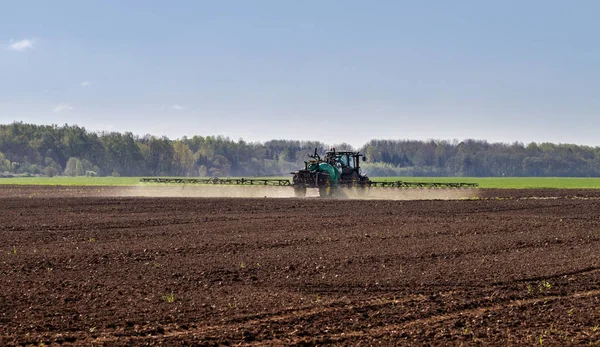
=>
[346,154,355,169]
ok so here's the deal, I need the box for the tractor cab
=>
[323,149,366,180]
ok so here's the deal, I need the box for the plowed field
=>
[2,186,600,345]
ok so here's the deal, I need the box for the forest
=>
[1,122,599,177]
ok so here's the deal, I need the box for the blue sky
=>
[1,1,599,147]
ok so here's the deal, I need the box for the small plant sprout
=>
[538,280,552,293]
[163,292,175,303]
[527,284,533,294]
[240,262,245,269]
[315,294,321,303]
[568,308,574,316]
[539,335,543,345]
[593,325,599,332]
[89,327,96,333]
[12,246,17,255]
[89,237,96,243]
[321,273,325,279]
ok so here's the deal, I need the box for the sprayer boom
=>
[140,148,478,198]
[139,177,291,186]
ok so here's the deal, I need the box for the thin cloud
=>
[172,104,184,110]
[8,39,35,51]
[79,81,92,87]
[53,103,74,113]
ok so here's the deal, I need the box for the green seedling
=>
[163,292,175,303]
[240,262,245,269]
[12,246,17,255]
[538,280,552,292]
[89,237,96,243]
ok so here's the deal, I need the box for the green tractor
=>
[291,148,370,198]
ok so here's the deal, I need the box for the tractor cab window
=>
[347,155,355,169]
[339,155,349,167]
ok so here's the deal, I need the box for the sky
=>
[1,0,599,148]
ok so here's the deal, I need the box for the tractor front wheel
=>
[357,183,370,197]
[316,172,331,198]
[294,186,307,198]
[318,185,330,197]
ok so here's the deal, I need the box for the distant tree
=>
[75,159,84,176]
[209,155,231,177]
[0,152,11,172]
[198,165,208,177]
[172,141,195,176]
[45,166,58,177]
[64,157,81,176]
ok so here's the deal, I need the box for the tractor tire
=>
[316,172,331,198]
[357,184,369,197]
[318,185,330,198]
[294,186,307,198]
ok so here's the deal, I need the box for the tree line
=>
[1,122,599,178]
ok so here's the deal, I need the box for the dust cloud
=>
[335,187,479,200]
[114,185,478,200]
[116,185,309,198]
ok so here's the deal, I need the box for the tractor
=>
[291,148,370,198]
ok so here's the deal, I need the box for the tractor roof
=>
[326,151,362,155]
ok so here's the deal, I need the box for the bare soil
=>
[2,186,600,345]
